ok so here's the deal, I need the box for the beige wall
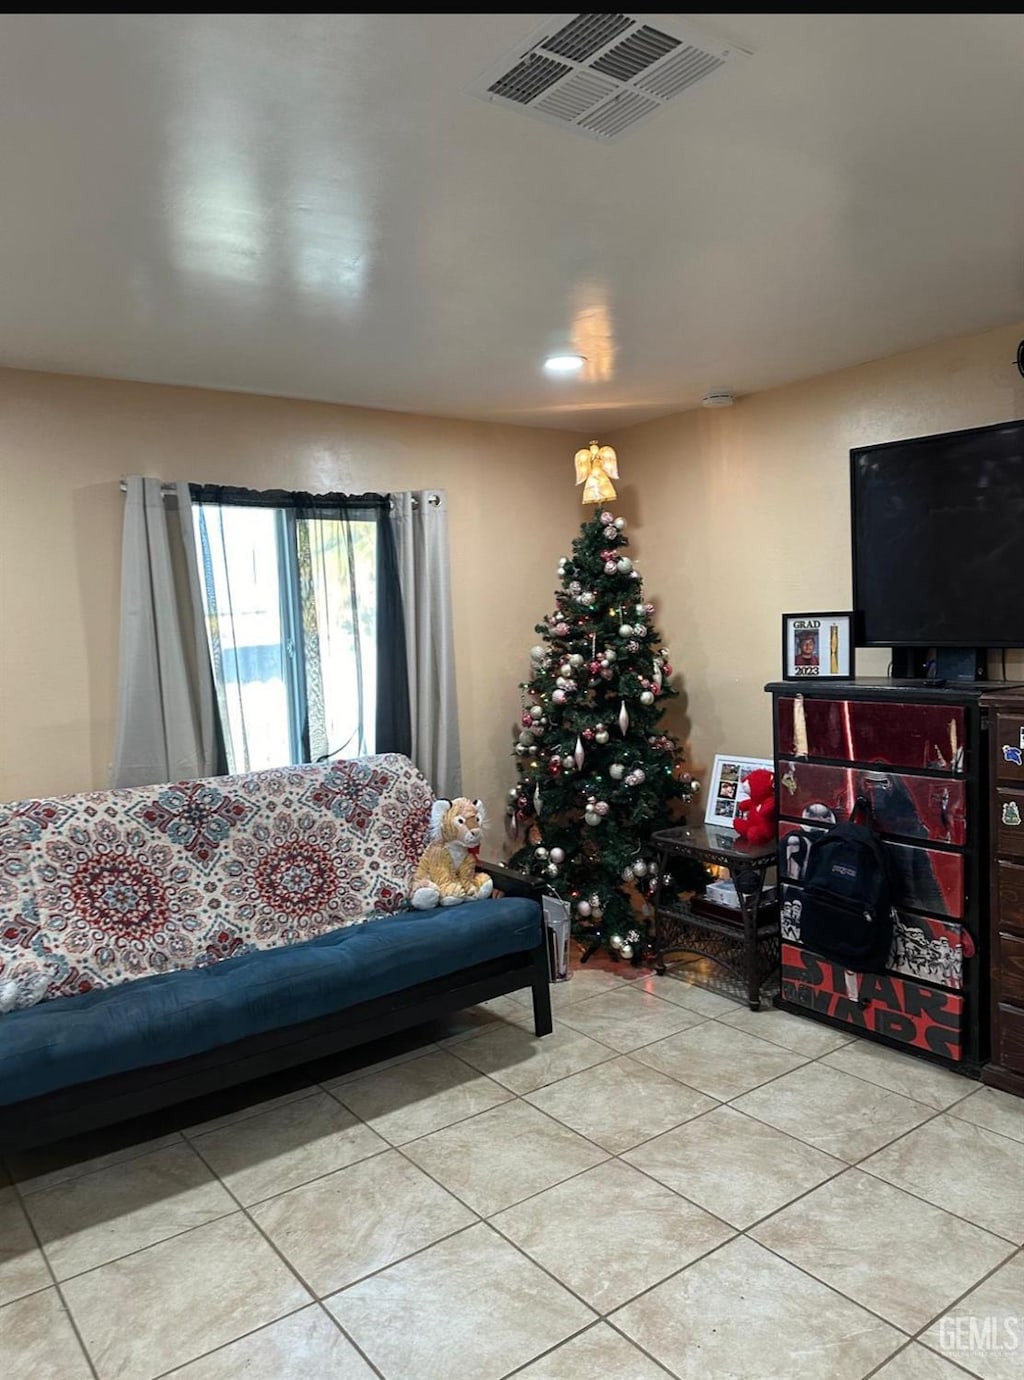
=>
[4,318,1023,809]
[612,319,1024,783]
[0,368,579,804]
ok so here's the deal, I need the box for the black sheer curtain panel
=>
[189,485,411,775]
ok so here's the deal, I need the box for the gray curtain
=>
[110,478,219,786]
[392,491,461,797]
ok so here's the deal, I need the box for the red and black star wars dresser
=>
[766,679,1019,1073]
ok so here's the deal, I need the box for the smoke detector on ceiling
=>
[469,13,750,142]
[701,389,735,408]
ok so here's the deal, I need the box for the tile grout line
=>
[183,1134,391,1380]
[4,1175,102,1380]
[737,1037,1024,1245]
[907,1242,1024,1355]
[811,1053,984,1115]
[855,1158,1024,1249]
[9,1129,190,1201]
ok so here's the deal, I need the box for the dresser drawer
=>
[996,1003,1024,1075]
[778,759,966,845]
[996,789,1024,859]
[999,933,1024,1007]
[997,860,1024,935]
[777,697,965,772]
[781,943,963,1060]
[778,820,965,918]
[780,884,968,990]
[995,714,1024,785]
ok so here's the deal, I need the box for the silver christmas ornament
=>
[584,810,600,826]
[530,705,544,719]
[614,516,626,530]
[577,899,592,917]
[549,847,565,864]
[595,729,609,745]
[640,691,655,705]
[609,763,625,780]
[620,942,634,959]
[609,934,623,950]
[618,701,630,735]
[535,846,548,860]
[574,736,585,769]
[617,557,633,574]
[618,624,633,638]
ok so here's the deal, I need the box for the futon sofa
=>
[0,754,551,1153]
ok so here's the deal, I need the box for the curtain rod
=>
[118,480,441,508]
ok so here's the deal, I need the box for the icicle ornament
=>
[618,701,630,736]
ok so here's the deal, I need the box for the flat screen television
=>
[851,418,1024,649]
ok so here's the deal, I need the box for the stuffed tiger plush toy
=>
[410,797,495,910]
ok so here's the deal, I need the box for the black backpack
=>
[798,797,894,973]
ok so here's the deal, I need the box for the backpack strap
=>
[849,794,872,827]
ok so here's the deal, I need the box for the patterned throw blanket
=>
[0,754,432,1010]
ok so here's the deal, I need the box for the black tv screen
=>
[851,419,1024,648]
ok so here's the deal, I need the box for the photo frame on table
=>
[782,611,854,680]
[705,754,774,828]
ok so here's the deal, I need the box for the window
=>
[192,491,392,774]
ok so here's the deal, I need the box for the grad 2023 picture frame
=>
[782,611,854,680]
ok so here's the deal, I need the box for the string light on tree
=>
[506,442,704,961]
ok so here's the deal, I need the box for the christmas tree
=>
[507,452,704,961]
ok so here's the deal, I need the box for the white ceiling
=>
[1,13,1023,431]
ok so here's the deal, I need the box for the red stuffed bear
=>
[733,768,775,845]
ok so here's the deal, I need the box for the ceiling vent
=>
[469,13,749,142]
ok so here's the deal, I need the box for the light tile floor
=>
[3,966,1023,1380]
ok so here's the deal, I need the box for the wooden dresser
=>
[980,687,1024,1097]
[765,679,1004,1073]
